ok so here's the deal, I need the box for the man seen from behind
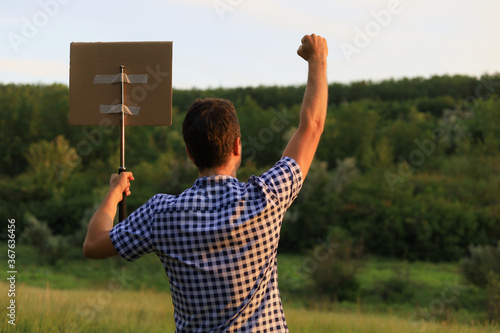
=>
[83,33,329,332]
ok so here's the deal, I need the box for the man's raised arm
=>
[83,171,134,259]
[282,34,328,179]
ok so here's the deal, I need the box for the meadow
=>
[1,246,498,332]
[0,280,498,333]
[2,77,500,331]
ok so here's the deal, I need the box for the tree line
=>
[1,73,499,261]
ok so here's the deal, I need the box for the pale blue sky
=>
[1,0,499,89]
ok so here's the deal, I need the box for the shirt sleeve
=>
[249,156,303,209]
[109,194,158,262]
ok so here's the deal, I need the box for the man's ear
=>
[185,146,195,162]
[233,137,242,157]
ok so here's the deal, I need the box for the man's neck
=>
[196,155,241,179]
[198,167,236,179]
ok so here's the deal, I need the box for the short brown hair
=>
[182,98,241,170]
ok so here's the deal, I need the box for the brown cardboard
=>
[69,41,172,126]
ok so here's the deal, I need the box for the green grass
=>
[1,282,497,333]
[276,254,489,324]
[10,245,169,291]
[1,246,495,331]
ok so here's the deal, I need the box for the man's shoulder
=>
[276,156,301,172]
[146,193,179,210]
[255,156,302,183]
[246,156,303,203]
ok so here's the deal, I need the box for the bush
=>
[460,242,500,288]
[368,267,414,304]
[487,272,500,323]
[310,227,365,302]
[20,212,73,264]
[460,243,500,323]
[20,212,52,248]
[337,170,494,261]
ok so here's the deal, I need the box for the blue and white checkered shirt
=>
[110,157,303,332]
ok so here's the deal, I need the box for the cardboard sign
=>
[69,41,172,126]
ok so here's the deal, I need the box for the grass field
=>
[1,246,498,332]
[1,281,498,333]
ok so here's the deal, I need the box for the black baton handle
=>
[118,167,127,222]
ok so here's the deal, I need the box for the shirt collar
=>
[193,175,240,187]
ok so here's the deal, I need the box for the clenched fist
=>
[297,33,328,62]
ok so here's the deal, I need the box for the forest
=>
[1,73,500,262]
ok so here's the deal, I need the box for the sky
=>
[1,0,499,89]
